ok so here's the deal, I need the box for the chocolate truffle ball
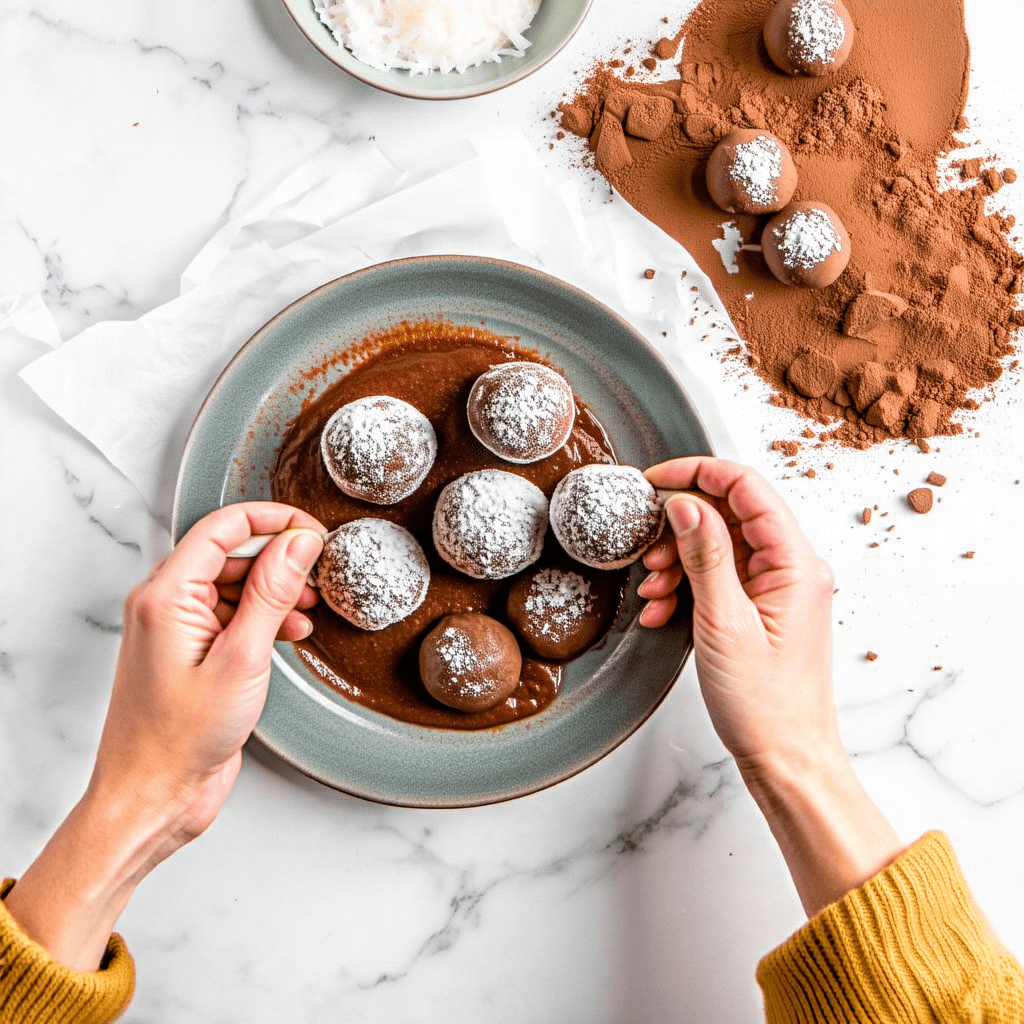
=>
[467,362,576,464]
[761,201,851,288]
[506,567,610,660]
[550,465,664,570]
[763,0,854,77]
[320,395,437,505]
[706,130,798,215]
[317,519,430,631]
[432,469,548,580]
[419,613,522,713]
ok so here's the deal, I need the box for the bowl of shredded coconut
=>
[280,0,594,99]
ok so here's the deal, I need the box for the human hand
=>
[637,458,902,915]
[638,457,839,769]
[4,502,325,971]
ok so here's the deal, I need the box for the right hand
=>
[638,457,840,770]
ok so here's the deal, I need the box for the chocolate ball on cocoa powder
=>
[550,465,664,570]
[467,362,576,464]
[320,395,437,505]
[317,519,431,632]
[761,201,851,288]
[506,567,611,660]
[419,613,522,713]
[763,0,855,77]
[706,130,798,215]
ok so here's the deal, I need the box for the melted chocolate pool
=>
[271,321,627,730]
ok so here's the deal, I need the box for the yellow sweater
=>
[2,834,1021,1023]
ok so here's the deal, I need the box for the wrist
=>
[737,743,904,917]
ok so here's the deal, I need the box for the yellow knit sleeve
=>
[0,879,134,1024]
[756,832,1024,1023]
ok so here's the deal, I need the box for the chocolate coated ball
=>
[467,362,576,464]
[706,130,798,215]
[320,395,436,505]
[763,0,855,77]
[761,201,851,288]
[506,567,612,660]
[419,613,522,713]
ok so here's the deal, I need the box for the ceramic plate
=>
[173,256,714,807]
[280,0,594,100]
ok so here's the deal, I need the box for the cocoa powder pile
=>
[558,0,1022,447]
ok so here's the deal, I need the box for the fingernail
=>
[639,602,656,628]
[285,529,324,574]
[299,617,314,639]
[665,496,700,535]
[637,571,659,597]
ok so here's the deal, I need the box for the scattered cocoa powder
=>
[772,439,800,457]
[557,0,1021,449]
[908,487,934,513]
[926,471,947,486]
[644,268,656,279]
[866,651,879,661]
[861,507,871,524]
[964,550,975,558]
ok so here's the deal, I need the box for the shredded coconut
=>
[730,135,783,207]
[775,208,842,269]
[788,0,846,67]
[317,519,430,631]
[432,469,548,580]
[316,0,543,75]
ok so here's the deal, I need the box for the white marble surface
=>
[3,1,1024,1022]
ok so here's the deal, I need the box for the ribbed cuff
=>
[0,879,134,1024]
[756,832,1024,1023]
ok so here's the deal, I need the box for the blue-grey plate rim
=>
[173,255,715,808]
[279,0,595,101]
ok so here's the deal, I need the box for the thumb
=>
[664,496,748,616]
[214,528,324,673]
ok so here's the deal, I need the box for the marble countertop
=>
[3,1,1023,1021]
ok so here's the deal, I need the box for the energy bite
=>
[317,519,430,631]
[550,464,664,569]
[706,130,798,215]
[763,0,855,77]
[432,469,549,579]
[762,201,851,288]
[506,567,613,660]
[419,613,522,713]
[467,361,576,464]
[321,395,436,504]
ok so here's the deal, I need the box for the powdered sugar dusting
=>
[523,569,593,640]
[550,465,665,569]
[775,208,842,269]
[321,395,436,505]
[468,362,575,464]
[317,519,430,631]
[433,469,548,580]
[730,135,784,207]
[436,626,485,694]
[788,0,846,67]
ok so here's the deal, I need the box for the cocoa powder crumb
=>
[866,651,879,662]
[644,268,656,279]
[933,665,943,671]
[964,551,975,558]
[908,487,934,514]
[926,471,947,487]
[772,439,801,457]
[861,507,872,524]
[1004,167,1018,184]
[870,542,880,548]
[806,469,816,479]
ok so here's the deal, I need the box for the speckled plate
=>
[173,256,714,807]
[280,0,593,100]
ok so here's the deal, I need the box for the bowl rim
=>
[278,0,596,101]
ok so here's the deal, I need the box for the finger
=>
[277,610,313,642]
[208,528,324,675]
[638,564,684,600]
[164,502,327,591]
[217,580,319,611]
[643,534,679,571]
[663,494,750,617]
[639,593,677,628]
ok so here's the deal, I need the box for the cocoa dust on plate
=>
[557,0,1022,448]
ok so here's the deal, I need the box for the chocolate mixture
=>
[558,0,1022,448]
[271,322,625,730]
